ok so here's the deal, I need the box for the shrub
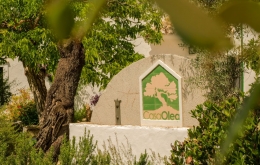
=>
[0,71,13,106]
[0,113,18,158]
[1,111,165,165]
[0,113,52,164]
[98,134,167,165]
[59,130,97,164]
[74,104,92,122]
[185,53,242,103]
[169,94,260,165]
[0,124,165,165]
[4,89,38,125]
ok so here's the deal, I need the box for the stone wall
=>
[70,123,188,159]
[91,54,204,127]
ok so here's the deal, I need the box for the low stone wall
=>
[69,123,188,158]
[91,54,203,127]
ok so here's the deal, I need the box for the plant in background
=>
[183,51,243,103]
[0,119,165,165]
[73,107,86,122]
[99,134,168,165]
[4,89,38,126]
[74,103,92,122]
[0,71,13,106]
[0,113,18,159]
[74,94,100,123]
[169,93,260,165]
[90,94,100,107]
[0,132,54,165]
[74,105,87,122]
[59,130,97,164]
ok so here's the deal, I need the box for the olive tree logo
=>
[141,63,181,121]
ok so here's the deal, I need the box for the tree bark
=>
[35,40,85,159]
[24,64,47,126]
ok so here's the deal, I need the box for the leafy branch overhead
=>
[0,0,59,72]
[45,0,164,88]
[0,0,163,90]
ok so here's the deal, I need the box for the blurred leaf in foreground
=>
[72,0,106,40]
[155,0,232,50]
[218,84,260,164]
[219,0,260,32]
[47,0,75,39]
[47,0,106,40]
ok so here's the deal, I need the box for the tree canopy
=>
[0,0,163,124]
[0,0,164,157]
[0,0,163,89]
[0,0,59,72]
[80,0,163,88]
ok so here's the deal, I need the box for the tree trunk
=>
[23,64,47,126]
[35,40,85,159]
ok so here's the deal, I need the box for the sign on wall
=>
[140,60,182,127]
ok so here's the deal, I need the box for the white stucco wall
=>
[133,37,152,57]
[150,34,257,93]
[3,58,51,95]
[69,123,188,160]
[5,58,30,94]
[74,37,151,110]
[244,68,256,93]
[150,34,192,58]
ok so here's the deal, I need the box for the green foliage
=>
[74,106,87,122]
[0,120,166,165]
[97,135,167,165]
[59,130,97,164]
[0,134,54,165]
[80,0,163,88]
[169,94,260,164]
[4,89,38,125]
[171,0,260,160]
[91,149,111,165]
[0,114,18,158]
[0,114,53,164]
[242,37,260,75]
[134,150,150,165]
[0,71,12,105]
[186,52,242,103]
[58,130,161,165]
[0,0,163,91]
[17,101,38,125]
[0,0,59,73]
[74,104,93,122]
[6,134,54,165]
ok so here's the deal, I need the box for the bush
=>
[1,107,165,164]
[0,71,13,106]
[186,53,242,103]
[0,114,18,158]
[169,94,260,165]
[74,104,92,122]
[0,121,165,165]
[4,89,38,125]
